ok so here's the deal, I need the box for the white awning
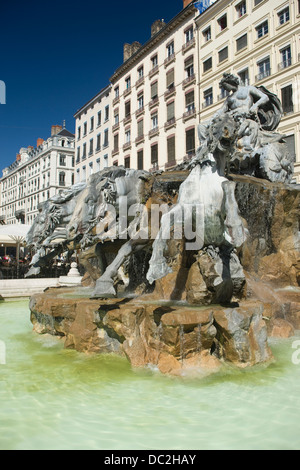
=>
[0,225,31,245]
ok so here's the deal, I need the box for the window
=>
[284,135,295,161]
[96,134,101,151]
[104,106,109,122]
[167,101,175,121]
[90,116,94,131]
[114,111,119,125]
[280,46,292,69]
[202,26,211,42]
[185,90,195,112]
[96,159,100,172]
[151,81,158,100]
[151,55,158,68]
[203,57,212,73]
[138,66,144,79]
[59,172,65,186]
[236,1,246,17]
[125,129,131,144]
[59,154,66,166]
[256,57,271,80]
[186,128,195,157]
[138,93,144,109]
[137,119,144,137]
[254,0,263,5]
[185,56,194,78]
[125,101,131,118]
[256,20,268,38]
[167,41,174,57]
[166,69,175,89]
[125,76,131,90]
[281,85,293,114]
[77,147,80,162]
[103,129,109,148]
[152,112,158,129]
[236,33,248,51]
[115,86,119,99]
[185,27,193,43]
[203,88,213,107]
[89,139,94,155]
[218,14,227,31]
[137,150,144,170]
[167,136,176,164]
[97,111,101,126]
[238,68,249,86]
[113,134,119,151]
[218,46,228,62]
[77,126,81,140]
[83,122,87,136]
[124,156,130,169]
[151,144,158,166]
[89,163,93,176]
[82,143,87,159]
[278,7,289,25]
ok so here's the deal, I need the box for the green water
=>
[0,300,300,450]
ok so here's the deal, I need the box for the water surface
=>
[0,300,300,450]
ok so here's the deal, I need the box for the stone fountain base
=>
[29,287,275,377]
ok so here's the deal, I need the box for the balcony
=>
[136,76,145,88]
[124,87,131,98]
[165,160,177,169]
[124,114,132,125]
[202,98,213,109]
[149,127,159,138]
[255,69,271,81]
[184,152,195,162]
[182,37,195,54]
[19,176,26,184]
[164,86,176,101]
[182,107,196,122]
[149,65,159,78]
[112,148,119,156]
[123,142,131,151]
[135,106,144,118]
[112,122,120,132]
[113,96,120,106]
[278,58,292,71]
[182,73,196,88]
[164,118,176,130]
[135,135,144,145]
[149,163,159,173]
[149,96,159,109]
[164,54,175,67]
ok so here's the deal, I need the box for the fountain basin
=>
[29,287,273,377]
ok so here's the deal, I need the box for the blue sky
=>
[0,0,184,169]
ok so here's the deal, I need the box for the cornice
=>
[110,5,197,83]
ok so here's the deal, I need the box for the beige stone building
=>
[0,125,75,225]
[74,84,112,183]
[109,1,200,172]
[195,0,300,182]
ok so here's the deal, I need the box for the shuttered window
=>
[186,128,195,155]
[203,57,212,73]
[151,144,158,164]
[167,101,175,121]
[137,119,144,137]
[151,81,158,99]
[236,33,248,51]
[166,69,175,88]
[167,136,176,163]
[218,46,228,63]
[137,150,144,170]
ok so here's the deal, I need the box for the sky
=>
[0,0,185,170]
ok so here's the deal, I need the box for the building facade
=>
[195,0,300,181]
[109,2,200,172]
[0,125,75,225]
[74,85,112,183]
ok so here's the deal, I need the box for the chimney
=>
[16,153,21,161]
[151,19,166,37]
[123,42,142,63]
[37,138,44,147]
[51,125,62,136]
[183,0,194,7]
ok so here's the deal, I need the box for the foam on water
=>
[0,301,300,450]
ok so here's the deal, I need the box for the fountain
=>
[28,73,299,377]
